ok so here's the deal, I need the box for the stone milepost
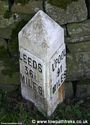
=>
[18,10,66,116]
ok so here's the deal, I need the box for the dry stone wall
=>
[0,0,90,98]
[45,0,87,24]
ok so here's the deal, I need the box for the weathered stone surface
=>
[66,44,90,81]
[66,53,82,81]
[0,1,20,28]
[67,20,90,37]
[65,80,90,99]
[77,83,90,98]
[19,10,66,116]
[66,35,90,43]
[66,20,90,43]
[0,38,6,48]
[0,1,8,15]
[0,15,20,28]
[0,61,19,85]
[0,24,15,39]
[65,82,73,98]
[67,41,90,52]
[45,0,87,25]
[12,0,43,14]
[0,83,18,92]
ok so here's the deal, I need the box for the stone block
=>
[67,41,90,53]
[77,83,90,98]
[66,20,90,43]
[67,20,90,37]
[66,35,90,43]
[65,82,73,98]
[0,15,20,28]
[0,61,19,91]
[45,0,87,25]
[0,1,8,15]
[12,0,43,14]
[0,0,21,29]
[66,42,90,80]
[0,25,15,39]
[0,38,7,48]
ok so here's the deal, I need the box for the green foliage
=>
[48,0,78,9]
[0,89,90,124]
[0,89,46,125]
[52,100,90,122]
[72,104,82,119]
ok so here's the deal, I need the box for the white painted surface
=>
[50,43,66,95]
[19,10,66,116]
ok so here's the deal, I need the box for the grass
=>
[0,89,46,125]
[0,89,90,125]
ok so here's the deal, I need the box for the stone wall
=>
[0,0,90,98]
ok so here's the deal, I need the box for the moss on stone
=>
[0,8,34,77]
[15,0,30,5]
[1,0,30,5]
[68,23,81,30]
[0,1,8,15]
[68,42,90,53]
[0,19,29,77]
[0,46,18,77]
[48,0,78,9]
[4,10,12,19]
